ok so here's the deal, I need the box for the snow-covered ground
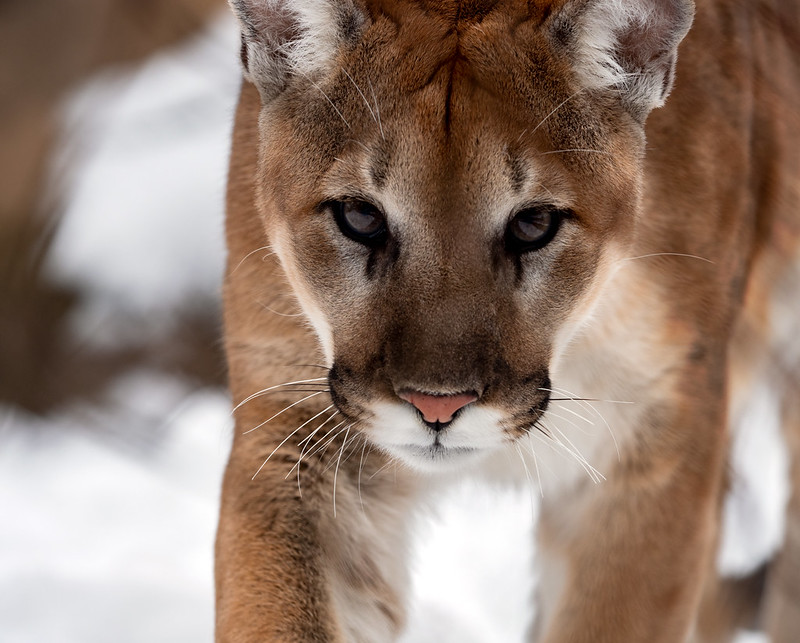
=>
[1,11,778,643]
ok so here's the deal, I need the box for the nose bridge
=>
[388,238,499,392]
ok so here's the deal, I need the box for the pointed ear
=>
[556,0,694,121]
[229,0,367,101]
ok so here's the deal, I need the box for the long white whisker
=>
[251,411,327,481]
[295,69,351,129]
[530,88,585,136]
[297,411,341,449]
[530,440,543,498]
[367,78,385,141]
[332,425,352,518]
[527,431,560,482]
[258,301,304,318]
[258,404,334,475]
[548,385,622,461]
[550,402,594,426]
[342,68,379,128]
[546,385,634,406]
[305,423,351,465]
[546,422,605,483]
[542,408,585,432]
[368,455,395,481]
[357,437,369,511]
[514,444,538,518]
[538,428,598,482]
[289,414,345,494]
[242,391,325,435]
[617,251,715,265]
[233,378,328,412]
[231,245,274,274]
[539,148,611,156]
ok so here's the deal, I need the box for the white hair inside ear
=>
[567,0,694,120]
[229,0,366,100]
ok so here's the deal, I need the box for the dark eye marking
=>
[328,199,388,247]
[505,205,570,254]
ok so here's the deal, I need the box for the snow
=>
[0,388,232,643]
[2,9,776,643]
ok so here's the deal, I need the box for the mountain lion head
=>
[230,0,693,471]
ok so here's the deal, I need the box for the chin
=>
[379,441,492,474]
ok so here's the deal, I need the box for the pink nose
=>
[399,391,478,424]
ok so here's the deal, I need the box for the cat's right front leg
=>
[215,403,418,643]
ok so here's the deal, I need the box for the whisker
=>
[368,456,395,481]
[252,387,329,395]
[231,245,274,274]
[539,420,604,484]
[233,378,328,411]
[549,404,594,426]
[242,391,327,435]
[357,438,369,511]
[250,405,334,481]
[295,69,351,129]
[323,430,363,474]
[332,425,352,518]
[530,88,586,136]
[297,412,341,449]
[617,252,715,265]
[514,444,540,516]
[541,408,585,432]
[290,418,348,493]
[539,148,611,156]
[367,78,385,141]
[526,430,559,481]
[258,302,304,318]
[547,385,622,461]
[342,68,379,130]
[549,422,605,483]
[289,411,342,493]
[541,386,634,406]
[303,423,352,466]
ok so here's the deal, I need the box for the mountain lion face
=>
[238,0,688,470]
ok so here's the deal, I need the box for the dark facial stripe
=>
[370,145,391,189]
[505,148,527,193]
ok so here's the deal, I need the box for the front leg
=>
[216,402,418,643]
[533,406,726,643]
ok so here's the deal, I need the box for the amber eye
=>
[330,200,387,246]
[505,205,566,253]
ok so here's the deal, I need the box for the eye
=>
[330,199,388,246]
[505,205,566,253]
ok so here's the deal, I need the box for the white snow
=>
[0,387,232,643]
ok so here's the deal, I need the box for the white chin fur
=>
[366,402,507,474]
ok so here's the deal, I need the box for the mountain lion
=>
[216,0,800,640]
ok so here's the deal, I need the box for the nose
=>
[399,391,478,424]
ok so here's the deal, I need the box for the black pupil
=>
[343,201,382,236]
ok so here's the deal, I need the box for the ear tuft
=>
[561,0,694,120]
[229,0,366,101]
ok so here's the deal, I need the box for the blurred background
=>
[0,2,779,641]
[1,2,242,640]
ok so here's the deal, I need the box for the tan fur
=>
[217,1,800,641]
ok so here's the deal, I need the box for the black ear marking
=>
[240,34,249,72]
